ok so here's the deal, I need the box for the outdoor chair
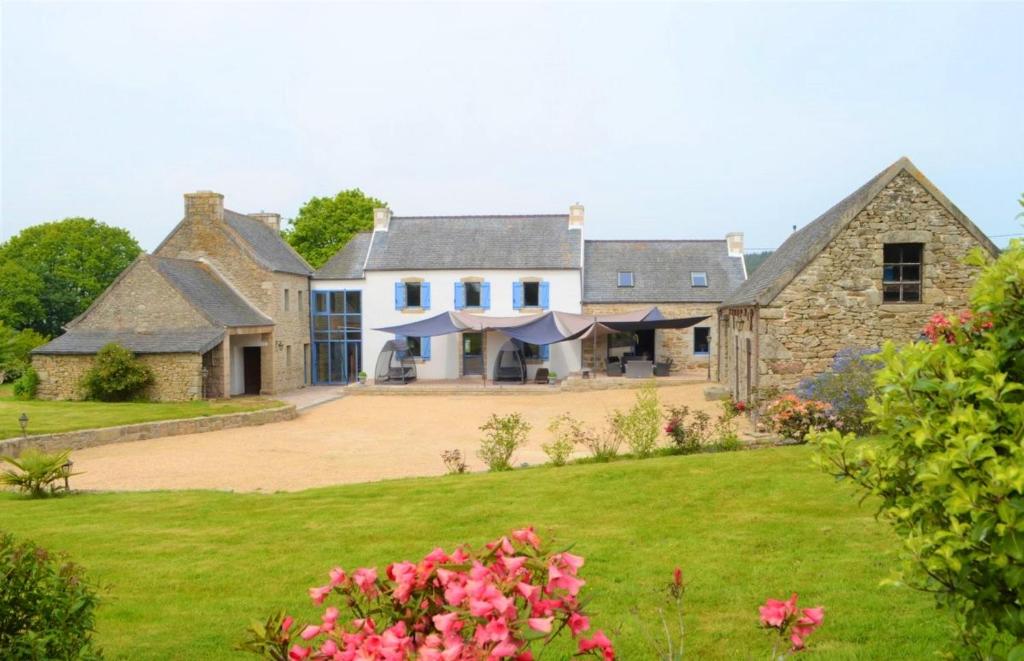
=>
[606,360,623,377]
[654,357,673,377]
[534,368,550,384]
[625,360,654,378]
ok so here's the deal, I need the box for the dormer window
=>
[691,272,708,287]
[617,271,634,287]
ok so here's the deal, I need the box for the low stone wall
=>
[0,404,297,458]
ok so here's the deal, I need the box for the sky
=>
[2,1,1022,253]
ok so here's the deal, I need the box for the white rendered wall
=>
[314,269,583,382]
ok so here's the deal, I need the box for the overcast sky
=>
[2,2,1022,253]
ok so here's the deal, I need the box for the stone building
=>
[582,239,747,379]
[32,191,313,400]
[718,157,999,401]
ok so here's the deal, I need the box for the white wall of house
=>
[314,268,583,382]
[229,333,265,395]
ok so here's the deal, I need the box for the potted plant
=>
[548,371,558,385]
[357,371,367,385]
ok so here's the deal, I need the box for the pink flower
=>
[288,645,310,660]
[299,624,321,641]
[281,616,294,632]
[329,567,347,587]
[673,567,683,588]
[528,617,553,633]
[353,567,378,596]
[432,612,460,636]
[568,611,590,636]
[491,638,519,657]
[308,584,332,605]
[511,527,541,549]
[578,630,615,659]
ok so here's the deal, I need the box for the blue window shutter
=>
[394,282,406,310]
[421,282,431,309]
[540,344,550,360]
[539,282,550,309]
[481,282,491,309]
[421,336,431,360]
[513,282,524,309]
[454,282,465,310]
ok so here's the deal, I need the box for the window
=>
[286,344,292,367]
[465,281,482,307]
[524,282,540,309]
[521,343,549,361]
[883,243,923,303]
[313,290,362,384]
[399,336,431,360]
[694,327,710,355]
[617,271,634,287]
[298,290,304,312]
[691,272,708,287]
[405,282,422,307]
[284,289,290,311]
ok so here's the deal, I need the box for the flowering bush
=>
[663,405,712,454]
[795,348,880,435]
[759,593,824,654]
[763,395,833,442]
[240,528,615,660]
[478,413,531,472]
[812,240,1024,656]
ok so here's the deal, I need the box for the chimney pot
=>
[568,203,584,229]
[725,232,744,257]
[373,207,392,232]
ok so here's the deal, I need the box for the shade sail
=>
[374,307,708,344]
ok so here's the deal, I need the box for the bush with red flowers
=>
[763,394,834,442]
[759,593,825,655]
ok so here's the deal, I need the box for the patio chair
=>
[606,360,623,377]
[654,357,673,377]
[625,360,654,378]
[534,368,550,384]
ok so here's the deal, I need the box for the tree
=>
[0,218,141,336]
[0,323,47,383]
[744,250,774,275]
[284,189,386,268]
[0,261,45,331]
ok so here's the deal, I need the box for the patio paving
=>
[65,382,749,493]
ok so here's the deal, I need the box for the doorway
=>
[463,332,483,376]
[243,347,261,395]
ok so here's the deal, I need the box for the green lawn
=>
[0,390,283,440]
[0,447,951,659]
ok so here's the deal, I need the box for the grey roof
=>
[151,256,272,327]
[33,329,225,355]
[314,232,372,279]
[224,210,312,275]
[583,240,746,303]
[720,157,1000,308]
[362,215,581,271]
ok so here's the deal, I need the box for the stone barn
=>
[718,157,999,401]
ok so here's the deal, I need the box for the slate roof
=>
[583,240,746,303]
[224,210,312,275]
[315,232,373,279]
[720,157,999,308]
[33,329,225,355]
[361,215,581,271]
[151,256,272,327]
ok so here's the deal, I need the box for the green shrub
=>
[796,348,881,435]
[477,413,531,471]
[0,531,101,659]
[79,343,154,401]
[1,449,78,498]
[664,405,712,454]
[611,381,661,458]
[12,366,39,400]
[0,326,46,384]
[812,240,1024,657]
[544,413,581,466]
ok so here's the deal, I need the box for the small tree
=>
[0,532,101,658]
[611,381,661,457]
[478,413,531,471]
[812,239,1024,656]
[80,343,154,402]
[284,189,386,268]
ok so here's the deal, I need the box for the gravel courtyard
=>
[68,383,747,492]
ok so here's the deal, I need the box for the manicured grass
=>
[0,393,283,440]
[0,447,951,659]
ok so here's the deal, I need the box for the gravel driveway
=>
[67,384,746,492]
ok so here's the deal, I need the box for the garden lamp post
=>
[18,412,28,437]
[60,459,74,492]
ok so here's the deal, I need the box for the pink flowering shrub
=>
[763,394,834,442]
[239,528,615,660]
[759,593,825,654]
[922,309,993,344]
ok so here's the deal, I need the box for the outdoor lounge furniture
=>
[654,357,673,377]
[606,360,623,376]
[493,341,527,383]
[374,339,418,384]
[625,360,654,378]
[534,368,550,384]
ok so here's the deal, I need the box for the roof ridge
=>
[392,214,568,220]
[586,239,727,244]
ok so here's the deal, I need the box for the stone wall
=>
[718,306,757,401]
[271,272,312,392]
[0,404,297,458]
[74,258,212,331]
[726,171,992,392]
[581,303,719,378]
[33,352,203,401]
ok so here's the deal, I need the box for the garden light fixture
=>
[61,459,74,492]
[18,412,28,436]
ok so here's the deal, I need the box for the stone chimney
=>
[569,203,585,230]
[249,212,281,232]
[184,191,224,223]
[726,232,744,257]
[373,207,392,232]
